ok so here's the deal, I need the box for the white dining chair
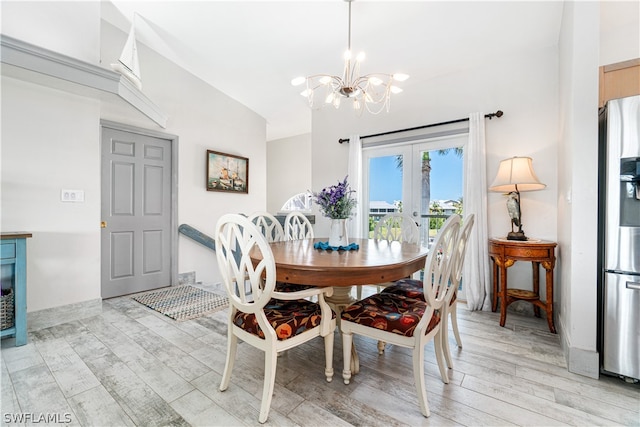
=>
[215,213,336,424]
[252,211,319,296]
[443,214,474,366]
[357,213,421,300]
[382,214,475,369]
[340,214,460,418]
[374,212,421,244]
[248,211,285,243]
[284,211,314,240]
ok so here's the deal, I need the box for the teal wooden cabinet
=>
[1,232,32,346]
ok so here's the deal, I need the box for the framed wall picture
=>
[206,150,249,194]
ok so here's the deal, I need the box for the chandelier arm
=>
[349,59,362,88]
[358,73,394,80]
[353,74,394,91]
[368,79,393,96]
[305,74,343,82]
[352,75,376,86]
[305,75,345,92]
[329,76,346,91]
[363,90,390,106]
[343,59,352,86]
[364,94,391,114]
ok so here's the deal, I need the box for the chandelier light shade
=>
[291,0,409,114]
[489,156,546,240]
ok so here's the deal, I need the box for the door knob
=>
[101,221,107,228]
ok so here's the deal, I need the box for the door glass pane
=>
[368,154,404,237]
[364,139,466,298]
[416,147,464,245]
[415,145,465,298]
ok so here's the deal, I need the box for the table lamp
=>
[489,156,545,240]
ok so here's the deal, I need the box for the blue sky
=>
[369,150,463,202]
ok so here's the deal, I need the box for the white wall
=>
[1,1,101,63]
[1,2,267,312]
[599,1,640,66]
[558,0,601,378]
[266,134,311,213]
[1,78,103,311]
[1,2,104,312]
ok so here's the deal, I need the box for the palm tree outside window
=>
[392,148,463,243]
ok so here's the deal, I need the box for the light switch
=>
[61,189,85,202]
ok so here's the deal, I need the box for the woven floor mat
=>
[132,285,228,321]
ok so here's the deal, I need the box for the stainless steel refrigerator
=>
[598,95,640,382]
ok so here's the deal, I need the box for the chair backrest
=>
[284,212,314,240]
[452,214,475,286]
[373,213,420,244]
[215,213,276,313]
[421,214,460,310]
[247,212,285,242]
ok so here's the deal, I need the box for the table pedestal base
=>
[325,286,360,375]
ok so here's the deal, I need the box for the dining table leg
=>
[325,286,360,375]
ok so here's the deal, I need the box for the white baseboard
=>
[558,316,600,379]
[27,298,102,332]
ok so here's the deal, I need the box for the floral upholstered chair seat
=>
[341,292,440,337]
[382,278,457,305]
[234,298,336,340]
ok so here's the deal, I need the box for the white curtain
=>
[463,113,492,310]
[347,135,364,239]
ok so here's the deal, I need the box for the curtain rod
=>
[338,110,503,144]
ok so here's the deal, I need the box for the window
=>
[280,192,312,212]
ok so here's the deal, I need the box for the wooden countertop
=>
[1,232,33,240]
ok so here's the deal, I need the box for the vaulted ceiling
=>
[101,1,618,141]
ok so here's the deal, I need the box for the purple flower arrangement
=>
[312,176,357,219]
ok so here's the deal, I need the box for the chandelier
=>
[291,0,409,114]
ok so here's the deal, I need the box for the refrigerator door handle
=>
[626,281,640,290]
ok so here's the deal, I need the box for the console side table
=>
[1,232,32,346]
[489,238,557,333]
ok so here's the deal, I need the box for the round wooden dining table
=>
[265,237,428,287]
[252,237,429,374]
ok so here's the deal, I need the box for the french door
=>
[362,134,467,297]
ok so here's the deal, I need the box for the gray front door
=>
[101,126,173,298]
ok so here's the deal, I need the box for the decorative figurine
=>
[506,191,526,240]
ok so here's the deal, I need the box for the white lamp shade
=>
[489,156,546,193]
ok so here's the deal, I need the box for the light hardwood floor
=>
[2,286,639,426]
